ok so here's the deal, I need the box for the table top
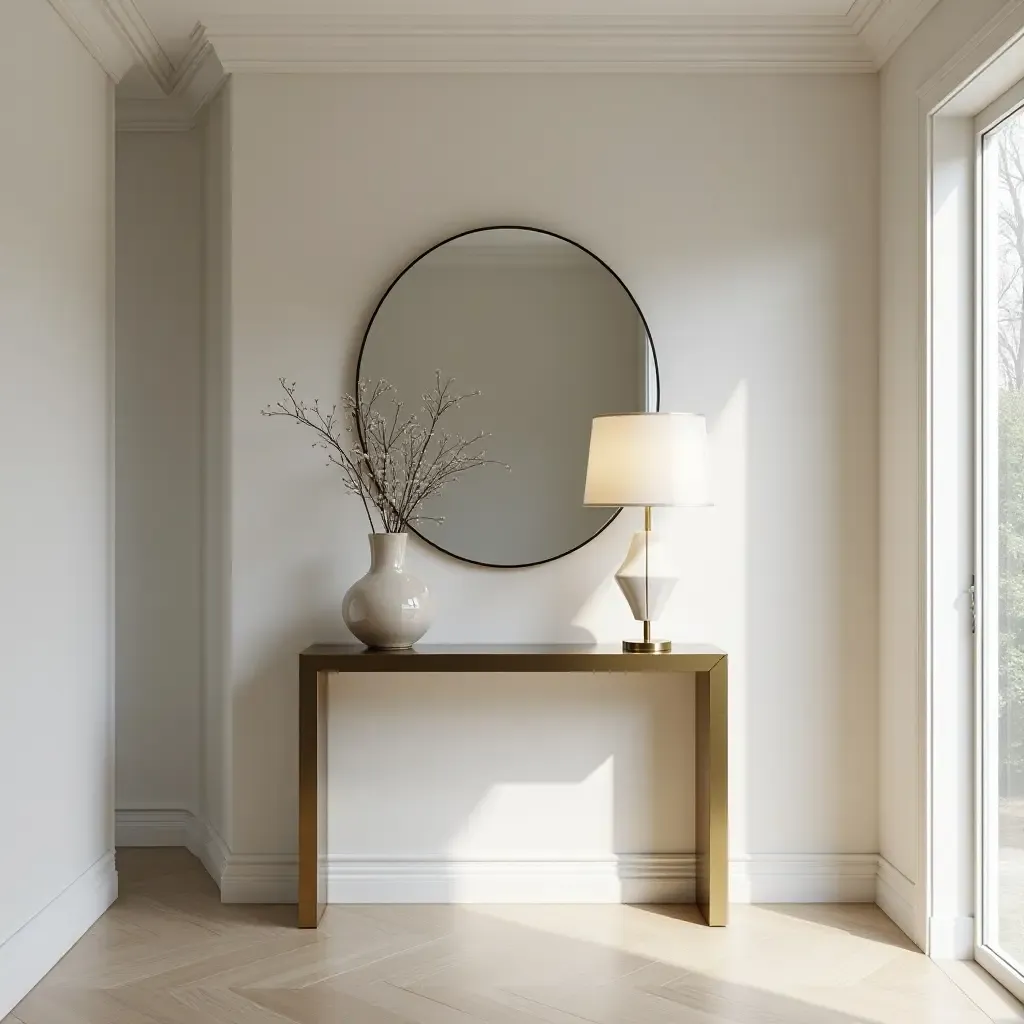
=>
[299,643,726,673]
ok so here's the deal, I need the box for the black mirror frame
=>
[355,224,662,569]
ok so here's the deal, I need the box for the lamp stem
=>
[644,505,652,642]
[622,504,670,654]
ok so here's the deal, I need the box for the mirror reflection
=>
[358,227,658,567]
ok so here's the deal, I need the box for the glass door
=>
[978,92,1024,998]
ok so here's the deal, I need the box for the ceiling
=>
[47,0,940,128]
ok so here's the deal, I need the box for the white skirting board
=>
[325,854,696,905]
[729,853,879,903]
[213,852,880,906]
[117,809,890,909]
[115,809,228,894]
[0,852,118,1019]
[115,808,196,847]
[876,855,921,947]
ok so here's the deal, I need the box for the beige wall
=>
[213,72,879,894]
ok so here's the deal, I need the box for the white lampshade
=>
[583,412,710,507]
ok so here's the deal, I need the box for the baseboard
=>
[325,854,696,904]
[217,852,883,906]
[212,854,696,905]
[115,808,196,847]
[876,856,921,946]
[729,853,879,903]
[928,913,975,960]
[116,808,229,898]
[219,851,299,903]
[0,852,117,1018]
[186,816,230,892]
[110,817,903,914]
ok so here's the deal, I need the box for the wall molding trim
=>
[188,818,231,893]
[0,853,117,1018]
[324,854,696,905]
[102,0,174,90]
[117,26,225,131]
[116,816,893,909]
[854,0,944,68]
[917,0,1024,108]
[52,0,945,128]
[112,813,922,945]
[215,850,890,906]
[200,14,876,75]
[875,856,921,946]
[115,809,228,892]
[115,808,196,847]
[46,0,138,82]
[44,1,223,129]
[729,853,880,903]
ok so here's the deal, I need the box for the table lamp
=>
[584,412,710,653]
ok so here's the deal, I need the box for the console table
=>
[298,644,728,928]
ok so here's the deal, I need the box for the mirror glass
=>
[358,227,658,567]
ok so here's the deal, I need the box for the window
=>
[978,86,1024,995]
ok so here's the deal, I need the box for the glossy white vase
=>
[343,533,433,649]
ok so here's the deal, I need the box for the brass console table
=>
[298,644,728,928]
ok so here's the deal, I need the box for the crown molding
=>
[98,1,950,129]
[45,0,220,130]
[853,0,944,66]
[117,26,224,131]
[46,0,137,81]
[103,0,174,90]
[200,14,876,74]
[116,94,202,131]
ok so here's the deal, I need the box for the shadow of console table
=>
[298,644,728,929]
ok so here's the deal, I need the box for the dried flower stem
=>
[263,373,508,534]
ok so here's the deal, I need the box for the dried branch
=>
[263,374,508,534]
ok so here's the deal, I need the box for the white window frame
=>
[974,80,1024,1002]
[917,1,1024,976]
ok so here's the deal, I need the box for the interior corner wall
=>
[879,0,1008,947]
[0,0,116,1014]
[115,129,204,822]
[202,84,233,849]
[216,72,880,890]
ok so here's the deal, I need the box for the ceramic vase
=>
[342,533,433,649]
[614,529,677,623]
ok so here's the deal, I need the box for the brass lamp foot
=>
[624,617,671,653]
[623,639,672,653]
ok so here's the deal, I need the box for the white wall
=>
[115,131,204,819]
[213,72,879,893]
[879,0,1008,946]
[0,0,115,1014]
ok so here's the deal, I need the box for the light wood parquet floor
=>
[6,848,1024,1024]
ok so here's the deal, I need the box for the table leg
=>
[695,656,728,926]
[298,660,328,927]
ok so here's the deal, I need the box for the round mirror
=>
[357,226,659,568]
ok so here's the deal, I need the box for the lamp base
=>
[623,639,672,654]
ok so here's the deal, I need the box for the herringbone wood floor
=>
[5,848,1023,1023]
